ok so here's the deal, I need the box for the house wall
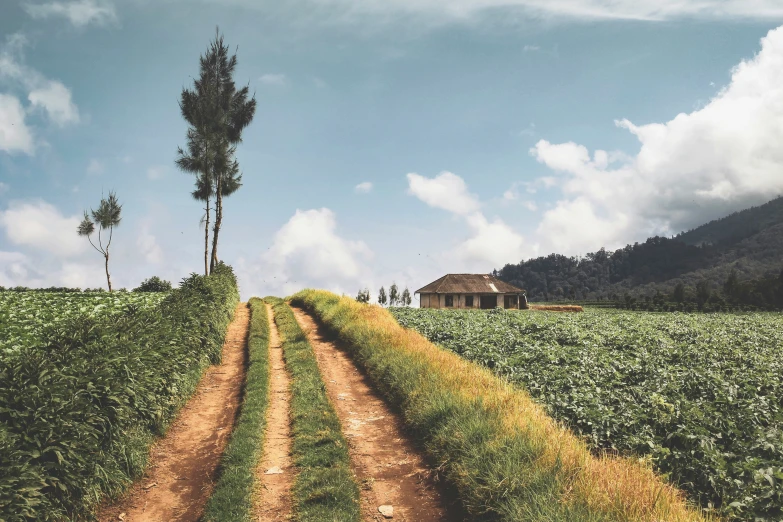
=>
[420,293,523,309]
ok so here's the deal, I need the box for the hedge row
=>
[0,263,239,521]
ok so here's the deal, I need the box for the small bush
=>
[133,276,173,292]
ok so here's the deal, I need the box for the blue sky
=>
[1,0,783,300]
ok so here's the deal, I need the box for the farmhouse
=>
[415,274,527,309]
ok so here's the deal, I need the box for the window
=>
[445,295,454,307]
[465,295,474,307]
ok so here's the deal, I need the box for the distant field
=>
[0,291,166,356]
[390,307,783,521]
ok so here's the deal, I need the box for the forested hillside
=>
[495,196,783,310]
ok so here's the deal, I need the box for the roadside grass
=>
[202,298,270,521]
[290,290,711,522]
[266,297,360,522]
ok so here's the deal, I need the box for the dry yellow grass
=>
[529,304,585,312]
[293,290,713,522]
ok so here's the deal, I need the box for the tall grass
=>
[290,290,712,522]
[202,297,271,521]
[267,297,360,522]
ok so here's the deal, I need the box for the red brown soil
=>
[253,304,294,521]
[292,306,465,522]
[97,302,250,522]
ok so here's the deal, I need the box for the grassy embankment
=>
[202,297,271,521]
[290,290,711,522]
[266,297,360,521]
[0,264,239,520]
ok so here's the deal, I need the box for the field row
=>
[391,307,783,521]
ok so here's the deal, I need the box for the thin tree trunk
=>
[105,251,112,292]
[204,197,210,276]
[210,177,222,273]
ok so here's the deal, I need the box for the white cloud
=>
[136,225,163,264]
[354,181,373,193]
[530,24,783,255]
[147,166,165,180]
[259,73,288,86]
[458,212,526,268]
[87,158,103,174]
[407,171,526,268]
[23,0,117,28]
[0,200,85,257]
[407,171,480,215]
[237,208,373,298]
[28,81,80,126]
[0,182,8,195]
[523,44,540,51]
[0,94,34,154]
[0,34,79,151]
[200,0,783,22]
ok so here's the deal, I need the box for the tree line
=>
[355,284,413,307]
[75,28,255,291]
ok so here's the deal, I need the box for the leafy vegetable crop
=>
[390,307,783,521]
[0,264,239,520]
[0,292,166,357]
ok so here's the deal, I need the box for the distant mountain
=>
[495,196,783,308]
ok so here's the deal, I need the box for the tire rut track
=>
[97,302,249,522]
[253,303,294,521]
[291,306,461,522]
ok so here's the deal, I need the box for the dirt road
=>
[292,306,463,522]
[98,303,249,522]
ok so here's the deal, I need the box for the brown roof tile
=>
[415,274,524,294]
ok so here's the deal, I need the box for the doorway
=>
[480,295,497,309]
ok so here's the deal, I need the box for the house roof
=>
[415,274,525,294]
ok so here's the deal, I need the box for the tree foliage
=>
[77,191,122,292]
[177,27,256,274]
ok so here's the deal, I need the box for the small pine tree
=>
[378,286,387,307]
[355,288,370,303]
[401,287,412,307]
[389,283,399,307]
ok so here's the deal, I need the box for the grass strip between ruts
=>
[202,297,271,521]
[266,297,361,522]
[290,289,712,522]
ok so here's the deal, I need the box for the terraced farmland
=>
[390,307,783,521]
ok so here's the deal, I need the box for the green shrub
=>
[0,263,239,520]
[133,276,173,292]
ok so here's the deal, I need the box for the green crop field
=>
[0,291,167,357]
[390,307,783,522]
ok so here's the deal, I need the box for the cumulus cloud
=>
[459,212,526,268]
[237,208,373,298]
[0,34,80,153]
[0,200,85,257]
[530,24,783,255]
[407,171,480,215]
[23,0,117,28]
[28,81,80,126]
[0,94,34,154]
[259,73,288,86]
[354,181,373,193]
[407,172,525,268]
[136,225,163,264]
